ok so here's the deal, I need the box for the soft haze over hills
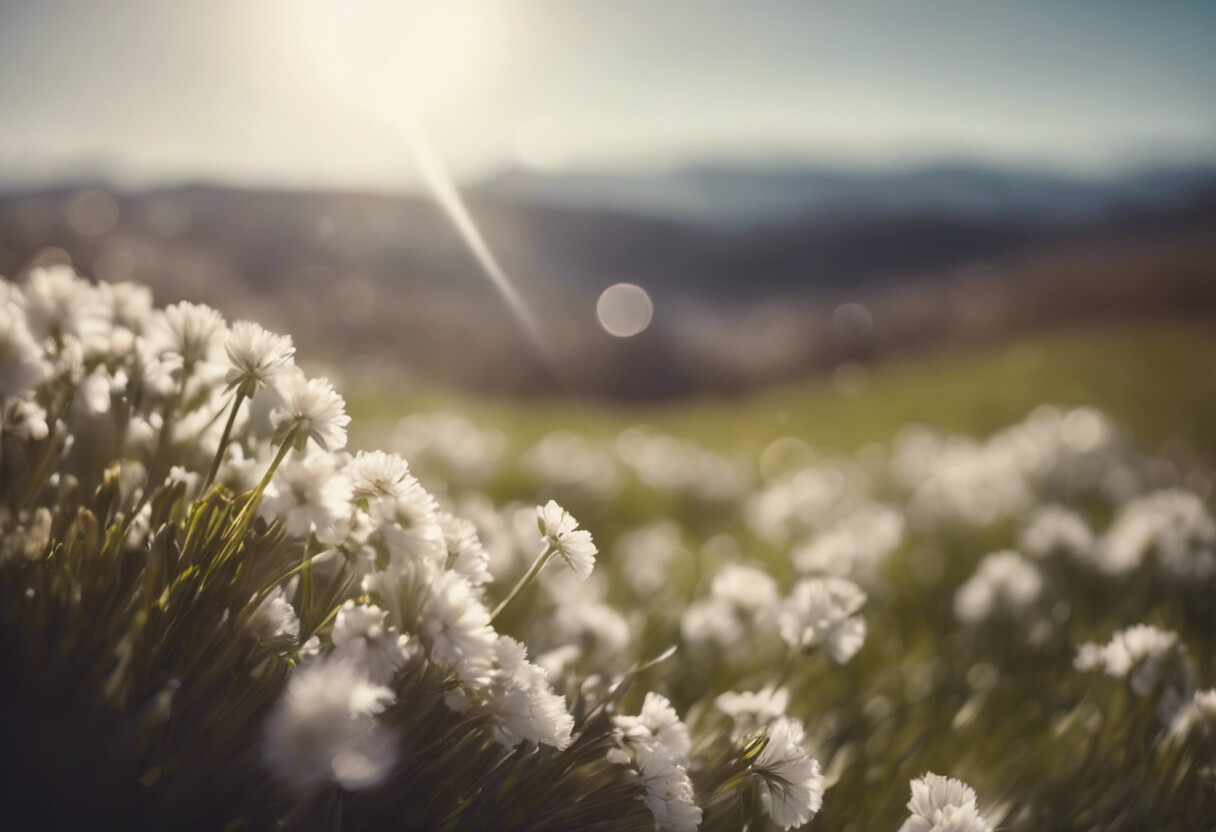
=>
[476,162,1216,226]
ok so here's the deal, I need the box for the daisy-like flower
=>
[270,374,350,452]
[1075,624,1181,696]
[953,551,1043,624]
[778,577,867,662]
[20,265,106,348]
[438,509,492,587]
[615,692,692,762]
[633,739,702,832]
[537,500,597,580]
[715,685,790,738]
[259,452,354,543]
[418,567,498,683]
[368,480,447,568]
[332,601,417,685]
[247,585,300,643]
[263,657,398,793]
[477,636,574,750]
[0,303,50,399]
[750,716,825,830]
[899,773,991,832]
[348,450,413,502]
[224,320,295,397]
[154,300,227,368]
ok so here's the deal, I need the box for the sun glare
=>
[289,0,501,122]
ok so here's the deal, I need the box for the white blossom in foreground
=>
[438,509,492,587]
[475,636,574,750]
[332,601,417,685]
[1075,624,1181,696]
[615,692,692,762]
[953,551,1043,624]
[224,320,295,396]
[260,452,353,543]
[348,450,413,501]
[632,738,702,832]
[154,300,227,368]
[0,302,50,398]
[778,577,867,662]
[899,773,991,832]
[247,585,300,643]
[271,374,350,452]
[417,567,497,683]
[750,717,824,830]
[368,480,447,569]
[264,658,398,793]
[537,499,597,579]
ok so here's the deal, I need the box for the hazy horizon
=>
[2,1,1215,192]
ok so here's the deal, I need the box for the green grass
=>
[350,319,1216,460]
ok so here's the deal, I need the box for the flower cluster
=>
[3,263,1215,830]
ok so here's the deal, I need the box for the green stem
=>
[201,390,246,491]
[491,544,555,623]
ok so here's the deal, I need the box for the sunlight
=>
[288,0,501,121]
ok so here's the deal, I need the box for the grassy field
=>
[351,318,1216,463]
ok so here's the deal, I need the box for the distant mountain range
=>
[1,167,1214,397]
[475,162,1216,227]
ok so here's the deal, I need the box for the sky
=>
[1,0,1215,190]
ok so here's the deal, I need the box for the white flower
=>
[750,717,824,830]
[1018,504,1095,561]
[418,567,497,683]
[368,481,447,569]
[953,551,1043,624]
[348,450,413,501]
[260,453,353,543]
[3,398,49,442]
[20,265,106,347]
[224,320,295,396]
[97,280,153,333]
[778,577,867,662]
[710,562,779,617]
[550,600,630,661]
[0,303,50,399]
[632,738,702,832]
[1075,624,1180,696]
[537,500,597,580]
[263,657,398,792]
[899,773,991,832]
[1168,689,1216,742]
[793,503,905,578]
[615,692,692,762]
[438,509,492,586]
[270,374,350,452]
[478,636,574,749]
[153,301,227,368]
[247,585,300,643]
[332,601,417,685]
[680,597,745,652]
[715,685,789,738]
[1099,490,1216,579]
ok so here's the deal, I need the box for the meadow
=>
[2,265,1214,831]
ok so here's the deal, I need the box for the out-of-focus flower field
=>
[2,264,1215,831]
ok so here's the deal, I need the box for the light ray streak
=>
[401,116,562,382]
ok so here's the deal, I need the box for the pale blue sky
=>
[1,0,1214,189]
